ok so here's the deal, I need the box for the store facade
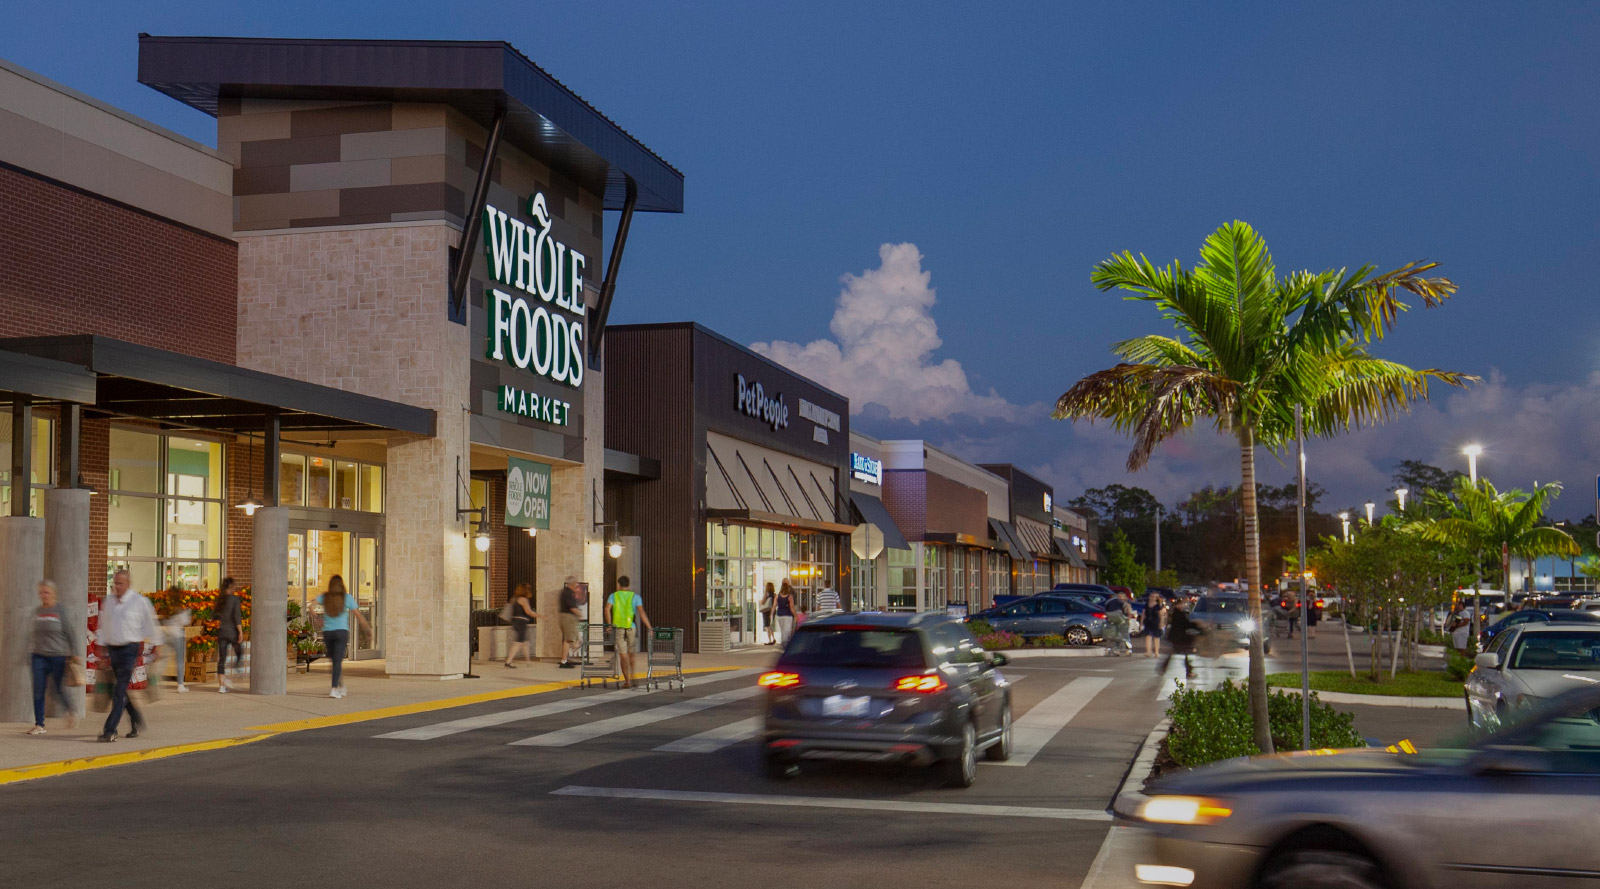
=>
[844,432,910,612]
[604,324,852,652]
[980,464,1067,597]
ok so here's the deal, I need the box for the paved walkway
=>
[0,649,774,779]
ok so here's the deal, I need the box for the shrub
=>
[978,631,1024,650]
[1032,634,1068,648]
[1445,649,1474,681]
[966,619,995,636]
[1165,679,1364,768]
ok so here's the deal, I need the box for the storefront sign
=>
[1043,492,1052,514]
[800,398,840,432]
[735,374,789,430]
[484,193,588,393]
[497,385,572,427]
[505,457,551,529]
[850,452,883,486]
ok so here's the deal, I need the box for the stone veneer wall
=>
[533,369,606,660]
[236,223,471,677]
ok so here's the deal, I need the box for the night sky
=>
[10,1,1598,516]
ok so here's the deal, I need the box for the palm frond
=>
[1111,335,1207,367]
[1053,364,1235,471]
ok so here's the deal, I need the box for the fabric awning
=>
[1053,537,1087,569]
[1013,521,1062,561]
[849,491,910,551]
[988,518,1029,562]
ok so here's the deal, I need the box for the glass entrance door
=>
[287,528,383,659]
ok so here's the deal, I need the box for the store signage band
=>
[851,452,883,486]
[735,374,788,430]
[504,457,551,530]
[484,193,588,424]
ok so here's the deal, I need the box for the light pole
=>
[1339,511,1350,543]
[1295,406,1310,750]
[1395,487,1409,512]
[1364,501,1376,525]
[1462,444,1484,644]
[1154,504,1162,575]
[1463,444,1482,485]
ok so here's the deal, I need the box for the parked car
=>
[1050,582,1116,598]
[759,612,1013,787]
[1119,684,1600,889]
[1190,595,1272,655]
[1480,608,1600,647]
[969,595,1107,644]
[1466,623,1600,731]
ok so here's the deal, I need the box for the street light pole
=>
[1296,406,1310,750]
[1364,501,1376,525]
[1396,488,1409,512]
[1463,444,1484,644]
[1155,504,1162,575]
[1339,512,1350,544]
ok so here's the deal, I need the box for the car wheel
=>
[985,703,1013,762]
[1065,626,1091,646]
[1259,849,1384,889]
[941,722,977,788]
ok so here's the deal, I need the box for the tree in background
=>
[1411,476,1580,596]
[1053,220,1469,754]
[1103,527,1147,594]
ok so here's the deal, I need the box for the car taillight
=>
[759,671,802,688]
[1092,612,1107,620]
[893,675,948,693]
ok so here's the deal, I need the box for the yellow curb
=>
[0,732,279,787]
[0,666,750,787]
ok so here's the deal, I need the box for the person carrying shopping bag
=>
[318,575,370,699]
[213,577,244,693]
[28,580,80,735]
[98,570,159,742]
[774,582,799,646]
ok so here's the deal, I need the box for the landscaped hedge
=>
[1165,679,1363,768]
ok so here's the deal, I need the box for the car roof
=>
[800,611,956,630]
[1512,621,1600,634]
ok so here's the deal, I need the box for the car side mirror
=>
[1471,745,1550,775]
[987,652,1009,668]
[1474,652,1501,669]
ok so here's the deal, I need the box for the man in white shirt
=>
[98,570,159,742]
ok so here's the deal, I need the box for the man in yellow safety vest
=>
[607,576,652,688]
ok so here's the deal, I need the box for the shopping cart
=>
[645,627,684,691]
[579,622,618,688]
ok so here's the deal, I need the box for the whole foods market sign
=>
[484,192,587,426]
[505,457,551,530]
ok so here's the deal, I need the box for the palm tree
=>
[1054,221,1471,754]
[1411,477,1580,605]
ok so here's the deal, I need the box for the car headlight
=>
[1136,796,1233,825]
[1237,619,1256,634]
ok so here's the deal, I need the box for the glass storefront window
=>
[335,461,359,511]
[306,456,333,509]
[742,526,758,558]
[106,427,226,593]
[850,552,876,611]
[0,414,54,516]
[774,531,790,561]
[110,427,160,494]
[759,528,773,559]
[709,523,727,557]
[108,496,162,559]
[469,478,489,610]
[360,464,384,513]
[887,547,917,612]
[280,454,306,506]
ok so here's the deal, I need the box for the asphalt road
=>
[1,653,1181,889]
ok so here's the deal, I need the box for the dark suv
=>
[760,612,1013,787]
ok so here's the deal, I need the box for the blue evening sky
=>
[6,2,1598,514]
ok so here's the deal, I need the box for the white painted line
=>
[994,677,1113,767]
[511,686,763,747]
[551,785,1113,822]
[376,669,761,740]
[654,716,763,753]
[1080,825,1142,889]
[1156,659,1186,701]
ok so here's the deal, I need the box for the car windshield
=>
[779,627,927,669]
[1195,597,1248,614]
[1510,631,1600,671]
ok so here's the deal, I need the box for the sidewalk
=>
[0,650,772,782]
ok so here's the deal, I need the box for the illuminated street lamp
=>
[1463,444,1483,484]
[1339,511,1350,543]
[1364,501,1376,525]
[1395,487,1409,512]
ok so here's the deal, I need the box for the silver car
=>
[1190,595,1273,655]
[1466,623,1600,731]
[1119,684,1600,889]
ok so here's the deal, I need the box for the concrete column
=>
[0,516,45,723]
[43,488,89,717]
[249,507,288,695]
[536,462,591,660]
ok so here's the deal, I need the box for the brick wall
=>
[80,417,109,595]
[225,437,261,586]
[0,165,237,363]
[881,469,927,542]
[924,472,989,539]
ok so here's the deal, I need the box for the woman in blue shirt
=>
[319,575,370,699]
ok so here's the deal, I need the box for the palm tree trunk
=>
[1238,426,1274,754]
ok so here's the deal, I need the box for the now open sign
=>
[506,457,552,530]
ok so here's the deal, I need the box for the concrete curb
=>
[1270,685,1465,710]
[1110,717,1170,817]
[1002,648,1123,659]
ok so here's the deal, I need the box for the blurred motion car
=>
[1466,623,1600,731]
[968,594,1107,644]
[1190,594,1273,655]
[760,612,1013,787]
[1119,684,1600,889]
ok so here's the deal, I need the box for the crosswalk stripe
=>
[375,668,761,741]
[551,785,1113,822]
[510,686,763,747]
[993,676,1112,767]
[654,716,763,753]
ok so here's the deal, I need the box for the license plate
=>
[822,695,871,717]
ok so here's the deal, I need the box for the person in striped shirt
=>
[814,586,841,615]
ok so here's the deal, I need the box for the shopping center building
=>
[0,36,681,716]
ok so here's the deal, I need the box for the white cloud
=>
[751,243,1030,423]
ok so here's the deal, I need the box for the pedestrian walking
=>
[213,577,243,693]
[774,582,799,645]
[157,588,191,693]
[759,582,777,645]
[318,575,369,698]
[606,576,651,689]
[1306,597,1321,639]
[558,576,584,668]
[98,569,159,742]
[504,582,537,668]
[814,585,842,616]
[28,580,80,735]
[1104,591,1134,656]
[1162,599,1200,680]
[1142,592,1167,658]
[1284,593,1301,639]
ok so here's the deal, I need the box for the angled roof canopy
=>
[137,35,683,213]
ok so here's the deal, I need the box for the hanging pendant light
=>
[235,433,263,516]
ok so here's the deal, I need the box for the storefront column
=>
[43,488,89,717]
[249,506,288,695]
[0,516,45,723]
[914,542,927,612]
[536,462,595,660]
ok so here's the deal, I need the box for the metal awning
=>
[849,491,910,552]
[137,36,683,214]
[705,508,855,536]
[0,350,97,404]
[1053,538,1087,569]
[0,336,435,436]
[988,519,1029,562]
[1014,520,1064,562]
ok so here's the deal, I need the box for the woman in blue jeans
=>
[318,575,370,699]
[29,580,80,735]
